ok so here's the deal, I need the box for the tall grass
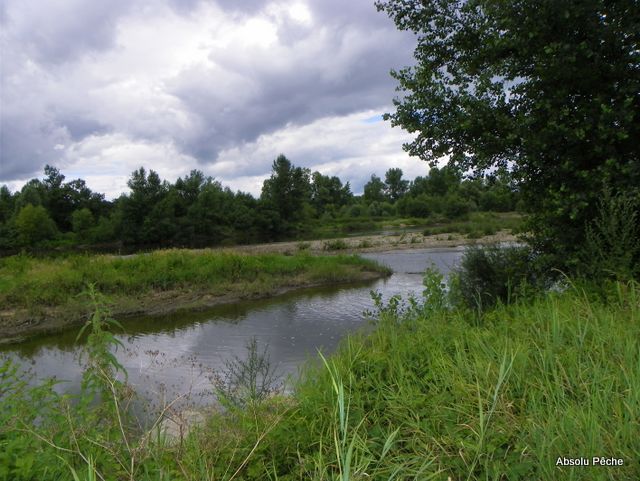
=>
[266,280,640,480]
[0,250,389,309]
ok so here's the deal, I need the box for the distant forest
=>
[0,154,520,251]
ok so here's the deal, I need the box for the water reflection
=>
[2,247,464,402]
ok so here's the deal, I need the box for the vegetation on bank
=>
[1,266,638,480]
[0,160,520,253]
[0,250,390,341]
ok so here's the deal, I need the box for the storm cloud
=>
[0,0,418,197]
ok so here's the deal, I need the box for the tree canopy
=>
[376,0,640,268]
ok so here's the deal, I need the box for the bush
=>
[581,189,640,281]
[450,244,543,311]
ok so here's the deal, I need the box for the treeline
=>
[0,155,519,251]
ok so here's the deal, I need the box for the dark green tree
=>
[71,208,95,242]
[384,168,409,202]
[376,0,640,268]
[310,172,352,215]
[119,167,168,244]
[0,186,15,224]
[260,155,311,228]
[363,174,386,204]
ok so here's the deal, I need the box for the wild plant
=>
[76,283,127,396]
[212,337,281,409]
[582,188,640,281]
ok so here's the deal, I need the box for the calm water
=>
[1,247,464,403]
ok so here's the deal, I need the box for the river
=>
[1,247,465,406]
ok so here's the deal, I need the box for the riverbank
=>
[218,229,517,256]
[3,278,637,480]
[0,250,390,344]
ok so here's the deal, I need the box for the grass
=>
[2,278,638,480]
[323,239,350,251]
[0,250,388,308]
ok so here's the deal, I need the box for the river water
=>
[1,247,465,404]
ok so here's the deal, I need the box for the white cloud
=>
[216,109,424,196]
[61,133,199,198]
[1,0,418,197]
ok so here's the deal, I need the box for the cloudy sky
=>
[0,0,423,198]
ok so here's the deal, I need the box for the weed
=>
[212,337,281,409]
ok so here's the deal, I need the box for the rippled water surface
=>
[2,247,464,401]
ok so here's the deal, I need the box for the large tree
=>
[384,168,409,202]
[376,0,640,268]
[261,155,311,225]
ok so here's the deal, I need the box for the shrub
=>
[581,189,640,281]
[450,244,542,311]
[212,337,280,409]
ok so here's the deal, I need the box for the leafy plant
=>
[76,283,126,395]
[449,244,542,312]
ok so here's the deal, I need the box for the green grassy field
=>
[1,278,638,480]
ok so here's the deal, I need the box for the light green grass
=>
[196,280,639,480]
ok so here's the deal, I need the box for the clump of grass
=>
[323,239,349,251]
[296,241,311,251]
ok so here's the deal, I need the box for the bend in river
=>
[1,247,465,404]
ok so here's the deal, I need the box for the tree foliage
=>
[15,204,58,247]
[376,0,640,268]
[384,168,409,201]
[0,158,520,252]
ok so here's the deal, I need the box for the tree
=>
[310,172,352,215]
[376,0,640,268]
[0,186,14,224]
[384,168,409,202]
[15,204,58,247]
[71,208,95,242]
[260,155,311,227]
[119,167,168,244]
[363,174,386,204]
